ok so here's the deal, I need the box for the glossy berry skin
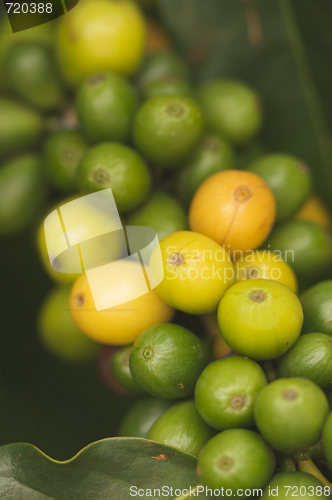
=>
[189,169,276,257]
[144,77,191,100]
[69,264,174,346]
[254,377,329,455]
[149,230,234,315]
[75,72,138,144]
[38,287,99,363]
[265,220,332,289]
[233,250,298,294]
[118,397,176,438]
[261,472,325,499]
[195,356,267,430]
[133,95,203,169]
[56,0,146,87]
[127,190,187,242]
[111,346,146,396]
[129,323,208,398]
[147,400,216,456]
[0,154,47,235]
[197,79,263,144]
[197,429,275,497]
[295,195,332,229]
[176,133,235,205]
[247,153,312,223]
[136,52,189,94]
[43,130,87,193]
[4,42,64,112]
[0,98,44,159]
[217,279,303,361]
[98,346,131,396]
[277,333,332,388]
[77,142,152,213]
[300,280,332,336]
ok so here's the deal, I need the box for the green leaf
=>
[0,438,204,499]
[156,0,332,206]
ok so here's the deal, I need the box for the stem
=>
[175,485,204,499]
[298,458,332,491]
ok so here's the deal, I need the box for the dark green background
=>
[0,230,134,460]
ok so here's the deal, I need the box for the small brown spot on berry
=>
[75,293,85,307]
[249,290,266,302]
[218,456,234,471]
[166,103,185,118]
[93,168,110,186]
[283,389,297,400]
[230,394,247,410]
[234,185,252,203]
[168,252,185,266]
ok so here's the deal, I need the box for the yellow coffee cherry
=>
[234,250,298,294]
[294,195,332,229]
[56,0,146,87]
[69,261,174,345]
[149,231,235,314]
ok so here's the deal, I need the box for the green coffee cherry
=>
[197,429,275,496]
[277,333,332,388]
[130,323,208,398]
[308,440,326,465]
[147,400,215,456]
[4,42,65,112]
[38,287,99,363]
[197,79,263,144]
[43,130,88,193]
[176,133,235,204]
[136,52,189,94]
[75,72,138,143]
[262,472,325,499]
[111,346,146,396]
[0,15,56,90]
[133,95,203,169]
[118,397,175,438]
[144,76,191,100]
[0,98,44,159]
[127,190,187,242]
[0,154,47,235]
[254,377,329,455]
[195,357,267,431]
[265,220,332,289]
[247,153,312,222]
[78,142,152,213]
[300,281,332,336]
